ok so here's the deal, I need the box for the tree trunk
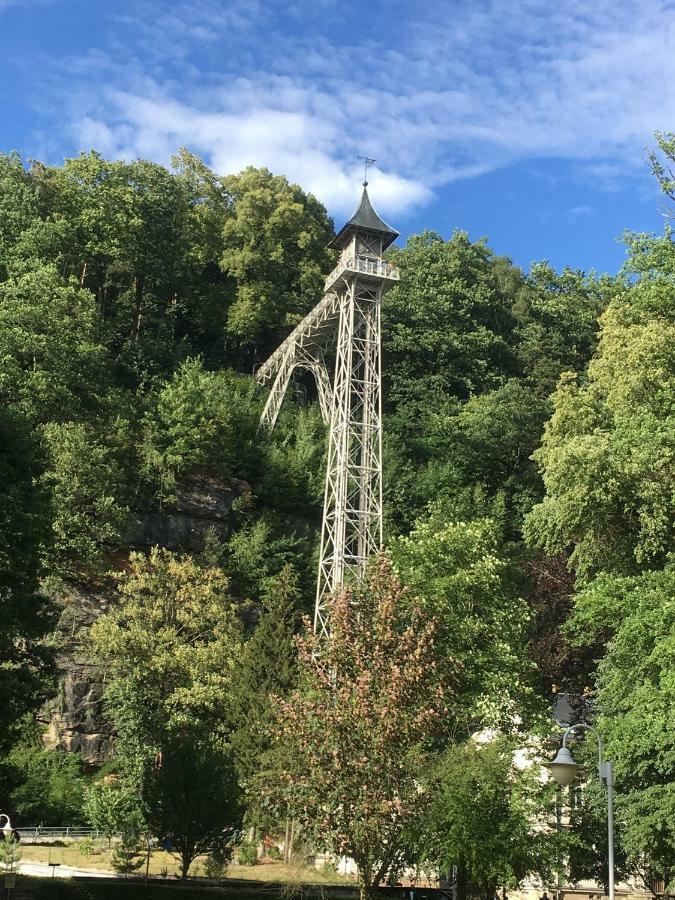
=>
[131,275,144,341]
[80,261,87,286]
[288,818,295,863]
[456,862,468,900]
[97,267,108,319]
[283,818,291,864]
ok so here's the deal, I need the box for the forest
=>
[1,132,675,895]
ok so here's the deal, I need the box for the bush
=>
[203,845,231,879]
[266,844,282,860]
[78,837,103,857]
[110,833,143,875]
[237,839,258,866]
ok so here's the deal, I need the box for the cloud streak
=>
[26,0,675,218]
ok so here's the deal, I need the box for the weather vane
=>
[357,155,376,186]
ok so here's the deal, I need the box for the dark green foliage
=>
[423,738,559,900]
[382,238,608,536]
[220,166,335,353]
[145,735,243,879]
[111,833,145,875]
[140,358,263,499]
[514,262,613,395]
[231,566,300,823]
[0,263,108,424]
[384,231,520,408]
[4,724,87,824]
[0,410,54,753]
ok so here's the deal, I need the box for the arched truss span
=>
[259,353,332,429]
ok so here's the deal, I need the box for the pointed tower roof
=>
[329,186,399,250]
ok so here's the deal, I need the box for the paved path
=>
[19,860,116,879]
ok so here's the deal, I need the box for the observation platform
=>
[324,256,399,292]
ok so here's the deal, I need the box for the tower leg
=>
[315,280,383,636]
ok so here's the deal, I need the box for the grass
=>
[19,844,357,885]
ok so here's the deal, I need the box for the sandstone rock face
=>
[42,665,112,764]
[44,475,250,765]
[124,474,250,551]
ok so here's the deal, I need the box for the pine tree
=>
[231,565,300,826]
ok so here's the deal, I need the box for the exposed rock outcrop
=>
[43,474,250,764]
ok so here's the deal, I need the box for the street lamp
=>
[544,723,615,900]
[0,815,13,839]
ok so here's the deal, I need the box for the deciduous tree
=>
[262,556,456,900]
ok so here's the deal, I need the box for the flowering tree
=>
[262,555,456,900]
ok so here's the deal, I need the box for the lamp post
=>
[544,723,615,900]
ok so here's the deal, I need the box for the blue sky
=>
[1,0,673,274]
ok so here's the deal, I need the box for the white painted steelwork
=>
[255,187,398,635]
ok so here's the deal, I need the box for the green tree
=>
[262,556,456,900]
[0,835,22,875]
[83,777,146,842]
[0,409,54,752]
[424,738,557,900]
[566,566,675,882]
[7,742,87,825]
[384,231,519,411]
[391,513,536,731]
[514,262,610,395]
[231,566,299,824]
[140,358,262,500]
[40,421,128,577]
[91,547,242,743]
[648,130,675,207]
[145,734,242,879]
[220,167,334,350]
[525,256,675,577]
[0,152,39,281]
[0,263,107,424]
[111,832,144,876]
[90,548,243,876]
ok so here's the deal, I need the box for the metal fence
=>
[17,827,107,842]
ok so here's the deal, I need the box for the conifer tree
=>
[231,565,300,827]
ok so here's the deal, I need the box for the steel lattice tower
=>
[255,185,399,636]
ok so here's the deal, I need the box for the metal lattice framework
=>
[256,187,399,636]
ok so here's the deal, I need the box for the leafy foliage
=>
[567,566,675,881]
[0,410,54,750]
[6,737,87,825]
[262,556,456,900]
[423,738,558,900]
[391,513,536,730]
[220,166,334,348]
[526,252,675,577]
[140,358,262,499]
[90,548,243,877]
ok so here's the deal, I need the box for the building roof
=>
[329,186,399,250]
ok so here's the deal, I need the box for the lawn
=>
[19,844,356,884]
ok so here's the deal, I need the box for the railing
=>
[324,256,399,290]
[17,826,105,842]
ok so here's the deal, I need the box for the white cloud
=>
[40,0,675,220]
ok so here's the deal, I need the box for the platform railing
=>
[324,256,399,290]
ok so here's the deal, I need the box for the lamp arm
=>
[562,722,604,778]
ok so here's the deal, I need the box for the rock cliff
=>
[42,474,250,765]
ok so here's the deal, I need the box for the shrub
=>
[237,840,258,866]
[110,833,143,875]
[204,845,231,879]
